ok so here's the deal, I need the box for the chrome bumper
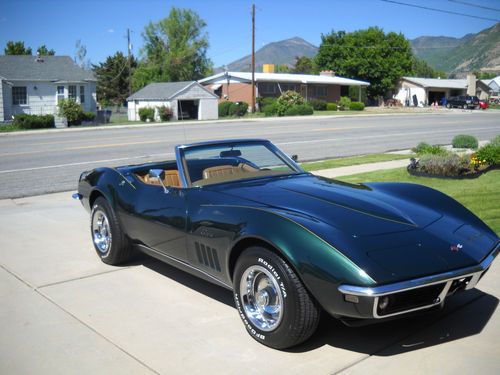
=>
[338,243,499,319]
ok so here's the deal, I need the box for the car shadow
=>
[138,256,498,356]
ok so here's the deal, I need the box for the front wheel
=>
[462,104,468,109]
[90,197,133,265]
[446,103,451,108]
[233,247,320,349]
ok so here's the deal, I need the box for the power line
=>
[379,0,500,21]
[448,0,500,12]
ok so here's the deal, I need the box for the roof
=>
[127,81,218,101]
[401,77,468,89]
[199,71,370,86]
[0,55,95,81]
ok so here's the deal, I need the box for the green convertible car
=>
[74,139,499,349]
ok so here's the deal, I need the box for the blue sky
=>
[0,0,498,67]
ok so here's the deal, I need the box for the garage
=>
[127,81,218,121]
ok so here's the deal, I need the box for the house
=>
[127,81,219,121]
[0,55,96,122]
[394,75,491,106]
[198,71,370,107]
[482,75,500,100]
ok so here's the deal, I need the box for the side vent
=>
[195,242,221,272]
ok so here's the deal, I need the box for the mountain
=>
[219,37,318,72]
[411,23,500,74]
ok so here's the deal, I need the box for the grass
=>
[313,110,364,116]
[489,104,500,110]
[0,124,21,132]
[301,153,412,171]
[336,168,500,235]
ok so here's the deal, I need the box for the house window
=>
[280,83,299,92]
[259,82,277,94]
[80,86,85,103]
[57,86,65,102]
[12,87,27,105]
[314,86,328,97]
[68,85,77,100]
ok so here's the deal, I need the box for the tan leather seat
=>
[137,170,181,187]
[202,165,238,179]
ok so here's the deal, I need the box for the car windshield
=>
[182,141,303,187]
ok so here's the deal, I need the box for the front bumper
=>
[338,243,499,319]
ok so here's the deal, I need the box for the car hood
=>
[216,174,441,236]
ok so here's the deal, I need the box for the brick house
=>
[198,71,369,108]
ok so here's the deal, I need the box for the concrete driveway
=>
[0,192,499,375]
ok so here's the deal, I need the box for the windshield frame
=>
[175,139,304,188]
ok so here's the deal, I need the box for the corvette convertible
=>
[75,139,499,349]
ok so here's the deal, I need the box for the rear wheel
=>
[233,246,320,349]
[462,104,468,109]
[90,197,133,265]
[446,103,451,109]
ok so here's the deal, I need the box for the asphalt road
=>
[0,110,498,199]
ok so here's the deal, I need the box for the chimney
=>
[320,70,335,77]
[35,52,44,63]
[466,73,476,96]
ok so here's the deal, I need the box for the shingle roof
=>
[402,77,467,89]
[127,81,213,100]
[199,71,370,86]
[0,55,95,81]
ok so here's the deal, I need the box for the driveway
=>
[0,192,499,374]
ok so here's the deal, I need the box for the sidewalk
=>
[312,159,409,178]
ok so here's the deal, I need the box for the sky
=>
[0,0,498,68]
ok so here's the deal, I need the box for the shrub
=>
[326,102,338,111]
[158,105,173,121]
[258,97,277,112]
[276,90,304,116]
[452,134,478,149]
[413,142,449,156]
[338,96,351,111]
[263,103,278,116]
[284,106,300,116]
[349,101,365,111]
[218,101,233,117]
[476,143,500,165]
[309,99,327,111]
[296,104,313,115]
[13,114,54,129]
[58,99,83,125]
[418,154,466,176]
[228,101,249,117]
[82,112,95,122]
[138,107,155,122]
[491,135,500,147]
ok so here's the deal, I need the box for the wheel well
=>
[89,190,104,209]
[228,237,293,283]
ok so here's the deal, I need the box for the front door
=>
[131,185,188,261]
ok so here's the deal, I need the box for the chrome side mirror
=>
[149,169,169,193]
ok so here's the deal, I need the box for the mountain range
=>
[219,23,500,76]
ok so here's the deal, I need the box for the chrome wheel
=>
[92,209,111,254]
[239,265,283,332]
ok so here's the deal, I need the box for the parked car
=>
[479,100,489,109]
[446,95,480,109]
[74,139,499,349]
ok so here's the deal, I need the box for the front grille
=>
[377,283,446,316]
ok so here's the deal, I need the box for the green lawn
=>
[336,168,500,235]
[301,153,411,171]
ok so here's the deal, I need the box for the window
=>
[280,83,299,92]
[259,82,277,94]
[68,85,77,100]
[80,86,85,103]
[314,86,328,97]
[57,86,65,103]
[12,87,27,105]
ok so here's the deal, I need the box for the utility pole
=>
[127,28,132,96]
[251,4,256,113]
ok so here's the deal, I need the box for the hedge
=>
[349,101,365,111]
[13,114,54,129]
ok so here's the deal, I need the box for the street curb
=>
[0,109,483,137]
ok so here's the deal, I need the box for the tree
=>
[292,56,316,74]
[275,64,290,73]
[4,41,32,55]
[410,57,445,78]
[93,51,137,106]
[37,45,55,56]
[315,27,413,99]
[75,39,90,68]
[132,7,212,90]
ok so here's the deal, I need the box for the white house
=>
[0,55,96,122]
[394,75,491,107]
[127,81,218,121]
